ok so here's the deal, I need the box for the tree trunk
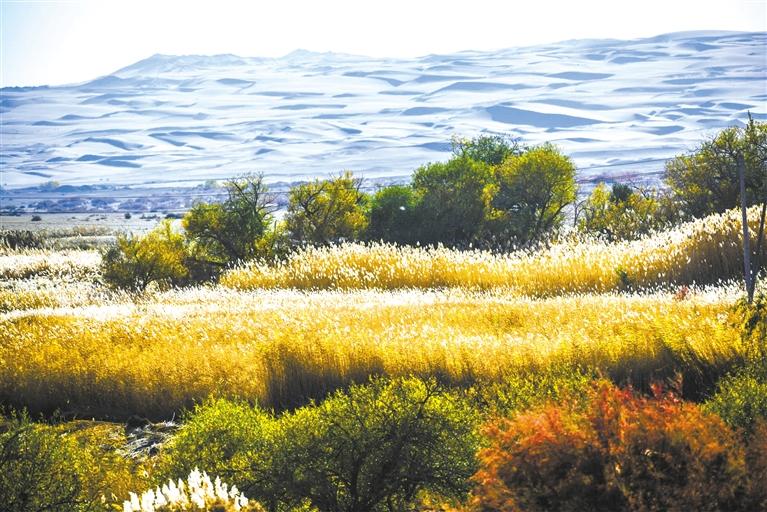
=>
[738,154,754,302]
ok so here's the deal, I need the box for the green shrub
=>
[286,172,368,246]
[101,221,188,291]
[484,143,577,246]
[183,174,275,265]
[467,367,596,418]
[365,185,421,245]
[158,399,278,495]
[160,378,479,512]
[451,134,521,166]
[412,156,492,246]
[705,369,767,434]
[664,117,766,218]
[0,412,99,512]
[279,377,479,512]
[577,183,673,241]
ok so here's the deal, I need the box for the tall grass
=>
[0,286,746,419]
[0,248,100,280]
[222,206,765,295]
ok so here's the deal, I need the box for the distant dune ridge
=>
[1,31,765,188]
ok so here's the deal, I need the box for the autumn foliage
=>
[468,382,766,512]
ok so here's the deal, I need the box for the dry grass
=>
[0,248,100,280]
[0,286,746,419]
[222,206,765,295]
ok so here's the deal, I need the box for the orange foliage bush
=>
[468,383,764,512]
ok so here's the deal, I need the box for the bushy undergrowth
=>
[0,411,142,512]
[466,382,767,512]
[705,368,767,434]
[160,378,479,512]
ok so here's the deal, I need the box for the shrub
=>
[101,221,188,291]
[665,117,766,218]
[412,156,492,246]
[161,378,479,512]
[577,183,673,241]
[451,134,522,166]
[467,367,596,418]
[705,369,767,434]
[279,377,479,512]
[470,383,753,512]
[285,172,368,246]
[183,174,275,265]
[158,399,277,493]
[0,412,98,511]
[365,185,422,244]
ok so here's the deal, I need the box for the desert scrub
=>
[705,368,767,434]
[467,382,764,512]
[222,206,766,295]
[0,411,144,512]
[160,378,479,512]
[0,287,745,418]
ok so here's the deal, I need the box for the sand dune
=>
[1,31,765,188]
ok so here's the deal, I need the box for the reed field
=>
[0,283,750,419]
[222,206,765,295]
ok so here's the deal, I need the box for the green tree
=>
[664,117,767,218]
[365,185,421,244]
[451,134,522,166]
[285,172,368,245]
[101,220,188,292]
[577,183,671,241]
[485,143,577,246]
[183,174,275,265]
[412,156,493,246]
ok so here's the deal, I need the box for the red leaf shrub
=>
[469,382,758,512]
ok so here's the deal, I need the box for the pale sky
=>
[1,0,765,87]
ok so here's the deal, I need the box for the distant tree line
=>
[102,118,767,291]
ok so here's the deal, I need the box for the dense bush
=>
[365,185,421,244]
[101,221,188,291]
[467,367,596,418]
[484,143,577,246]
[160,378,479,512]
[184,174,276,265]
[664,116,766,218]
[468,382,761,512]
[286,172,368,246]
[279,377,479,512]
[705,368,767,435]
[451,134,521,166]
[577,183,674,241]
[0,412,99,512]
[411,156,492,246]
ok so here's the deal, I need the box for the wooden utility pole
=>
[738,153,755,302]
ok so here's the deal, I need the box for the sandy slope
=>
[1,31,765,188]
